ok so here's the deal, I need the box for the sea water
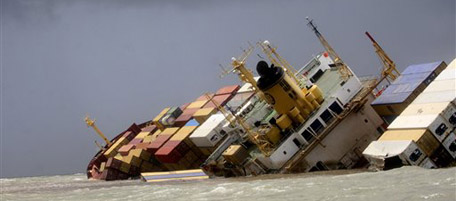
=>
[1,166,455,201]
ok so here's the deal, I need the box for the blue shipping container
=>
[401,61,443,75]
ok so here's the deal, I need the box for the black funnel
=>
[256,60,284,90]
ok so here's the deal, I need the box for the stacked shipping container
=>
[371,61,447,120]
[363,59,456,169]
[92,85,247,180]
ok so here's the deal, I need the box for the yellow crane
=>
[216,46,277,156]
[365,31,400,83]
[306,17,352,80]
[205,93,274,156]
[219,45,259,92]
[257,40,304,84]
[84,115,111,146]
[350,32,402,104]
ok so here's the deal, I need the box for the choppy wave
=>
[2,166,455,201]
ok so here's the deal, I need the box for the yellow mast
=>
[205,93,274,156]
[306,17,352,80]
[84,115,111,146]
[217,46,275,156]
[257,40,303,84]
[365,31,400,83]
[225,45,260,91]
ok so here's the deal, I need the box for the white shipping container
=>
[400,102,450,116]
[435,68,456,81]
[412,90,456,104]
[419,157,437,169]
[421,79,456,93]
[388,114,452,142]
[442,132,456,159]
[400,102,456,126]
[442,103,456,126]
[238,77,259,93]
[362,140,426,166]
[447,59,456,69]
[189,113,227,147]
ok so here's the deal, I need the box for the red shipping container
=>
[118,144,135,156]
[117,171,130,180]
[105,157,122,169]
[155,140,191,163]
[145,135,172,154]
[122,131,136,141]
[145,142,162,154]
[100,168,120,181]
[141,125,157,133]
[180,102,191,111]
[204,94,233,108]
[195,93,214,101]
[181,108,200,116]
[155,135,172,143]
[165,140,190,155]
[128,138,143,145]
[215,85,240,95]
[129,166,141,176]
[174,114,193,127]
[155,146,183,163]
[126,123,141,135]
[135,142,150,150]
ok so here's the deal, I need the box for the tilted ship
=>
[85,19,456,181]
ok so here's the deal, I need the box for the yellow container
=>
[153,108,170,122]
[223,145,250,165]
[276,114,292,130]
[130,148,151,161]
[171,126,198,141]
[193,108,217,124]
[140,161,155,172]
[305,91,315,102]
[160,127,180,136]
[306,92,320,108]
[123,154,142,167]
[119,162,131,173]
[135,131,150,139]
[309,85,324,103]
[99,162,106,172]
[184,150,198,162]
[104,137,128,158]
[187,100,209,109]
[162,163,180,171]
[379,129,440,156]
[290,107,307,123]
[142,135,154,143]
[150,130,162,142]
[199,147,214,156]
[153,107,171,130]
[177,158,191,168]
[114,153,124,161]
[266,126,281,144]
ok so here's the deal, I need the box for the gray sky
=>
[1,0,454,178]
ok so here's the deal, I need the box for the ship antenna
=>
[305,17,352,80]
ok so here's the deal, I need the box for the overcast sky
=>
[1,0,454,178]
